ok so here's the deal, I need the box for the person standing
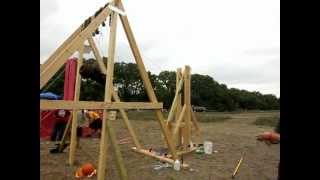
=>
[51,109,71,141]
[84,110,102,137]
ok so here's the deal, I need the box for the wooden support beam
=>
[40,7,111,89]
[40,38,84,89]
[40,100,163,110]
[112,90,142,150]
[166,76,184,123]
[98,6,118,180]
[88,37,108,74]
[105,115,128,180]
[118,0,178,160]
[40,25,82,73]
[69,48,84,165]
[132,147,189,168]
[173,105,187,136]
[183,66,191,150]
[191,110,202,136]
[58,115,73,152]
[175,68,183,147]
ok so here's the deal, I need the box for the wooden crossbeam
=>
[40,100,163,110]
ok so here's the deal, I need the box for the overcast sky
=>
[40,0,280,97]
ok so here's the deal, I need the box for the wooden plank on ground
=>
[132,147,189,168]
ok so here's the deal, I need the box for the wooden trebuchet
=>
[165,65,203,153]
[40,1,197,179]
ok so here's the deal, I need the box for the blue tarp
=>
[40,92,62,100]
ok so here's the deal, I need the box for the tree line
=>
[41,58,280,111]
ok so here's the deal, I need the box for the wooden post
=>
[118,0,178,160]
[97,8,118,180]
[88,37,107,75]
[166,77,184,123]
[175,68,182,147]
[69,48,84,165]
[105,111,128,180]
[183,66,191,150]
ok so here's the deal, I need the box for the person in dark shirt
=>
[50,109,71,141]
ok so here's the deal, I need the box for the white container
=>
[173,160,181,171]
[204,141,213,154]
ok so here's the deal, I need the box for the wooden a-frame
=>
[39,1,196,179]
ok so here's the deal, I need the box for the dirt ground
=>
[40,111,280,180]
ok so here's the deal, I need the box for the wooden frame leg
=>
[69,48,84,165]
[118,0,177,160]
[97,6,119,180]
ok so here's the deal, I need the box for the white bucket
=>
[173,160,181,171]
[204,141,213,154]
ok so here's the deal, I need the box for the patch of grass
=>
[123,111,231,123]
[253,115,279,127]
[126,111,167,121]
[197,113,232,123]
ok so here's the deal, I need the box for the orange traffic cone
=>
[75,163,97,178]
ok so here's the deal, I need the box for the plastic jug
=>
[204,141,213,154]
[173,160,181,171]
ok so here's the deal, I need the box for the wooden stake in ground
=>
[232,151,245,179]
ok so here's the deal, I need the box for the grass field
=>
[40,110,280,180]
